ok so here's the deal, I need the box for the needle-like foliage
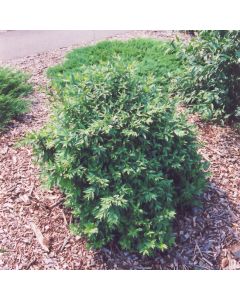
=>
[0,67,32,130]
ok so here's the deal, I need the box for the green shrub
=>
[31,59,207,256]
[0,67,32,130]
[175,30,240,123]
[48,38,182,93]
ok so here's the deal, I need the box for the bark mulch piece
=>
[0,31,239,269]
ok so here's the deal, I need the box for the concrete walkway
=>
[0,30,128,61]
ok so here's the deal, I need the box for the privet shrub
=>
[176,30,240,123]
[31,60,207,256]
[0,67,32,130]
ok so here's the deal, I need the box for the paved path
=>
[0,30,128,61]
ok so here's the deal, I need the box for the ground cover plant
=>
[175,30,240,123]
[48,38,183,94]
[0,67,32,130]
[0,68,32,130]
[31,53,207,256]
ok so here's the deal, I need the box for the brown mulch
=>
[0,31,240,270]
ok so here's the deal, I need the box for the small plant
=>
[31,58,207,256]
[175,30,240,123]
[0,67,32,130]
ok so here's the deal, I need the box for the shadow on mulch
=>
[92,182,240,270]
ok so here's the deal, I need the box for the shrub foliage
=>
[31,58,207,256]
[0,67,32,130]
[176,30,240,123]
[48,38,182,93]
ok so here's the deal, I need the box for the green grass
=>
[0,67,32,130]
[48,39,182,92]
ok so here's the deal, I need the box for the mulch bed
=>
[0,30,239,269]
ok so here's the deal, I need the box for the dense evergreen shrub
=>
[48,39,182,93]
[31,59,207,256]
[0,67,32,130]
[175,30,240,123]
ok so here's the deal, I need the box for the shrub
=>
[175,30,240,123]
[31,59,207,256]
[48,38,182,93]
[0,67,32,130]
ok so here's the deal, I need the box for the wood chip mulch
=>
[0,31,239,269]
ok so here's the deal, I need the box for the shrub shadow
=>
[92,181,240,269]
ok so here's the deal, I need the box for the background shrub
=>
[0,67,32,130]
[48,38,183,94]
[175,30,240,123]
[31,58,207,256]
